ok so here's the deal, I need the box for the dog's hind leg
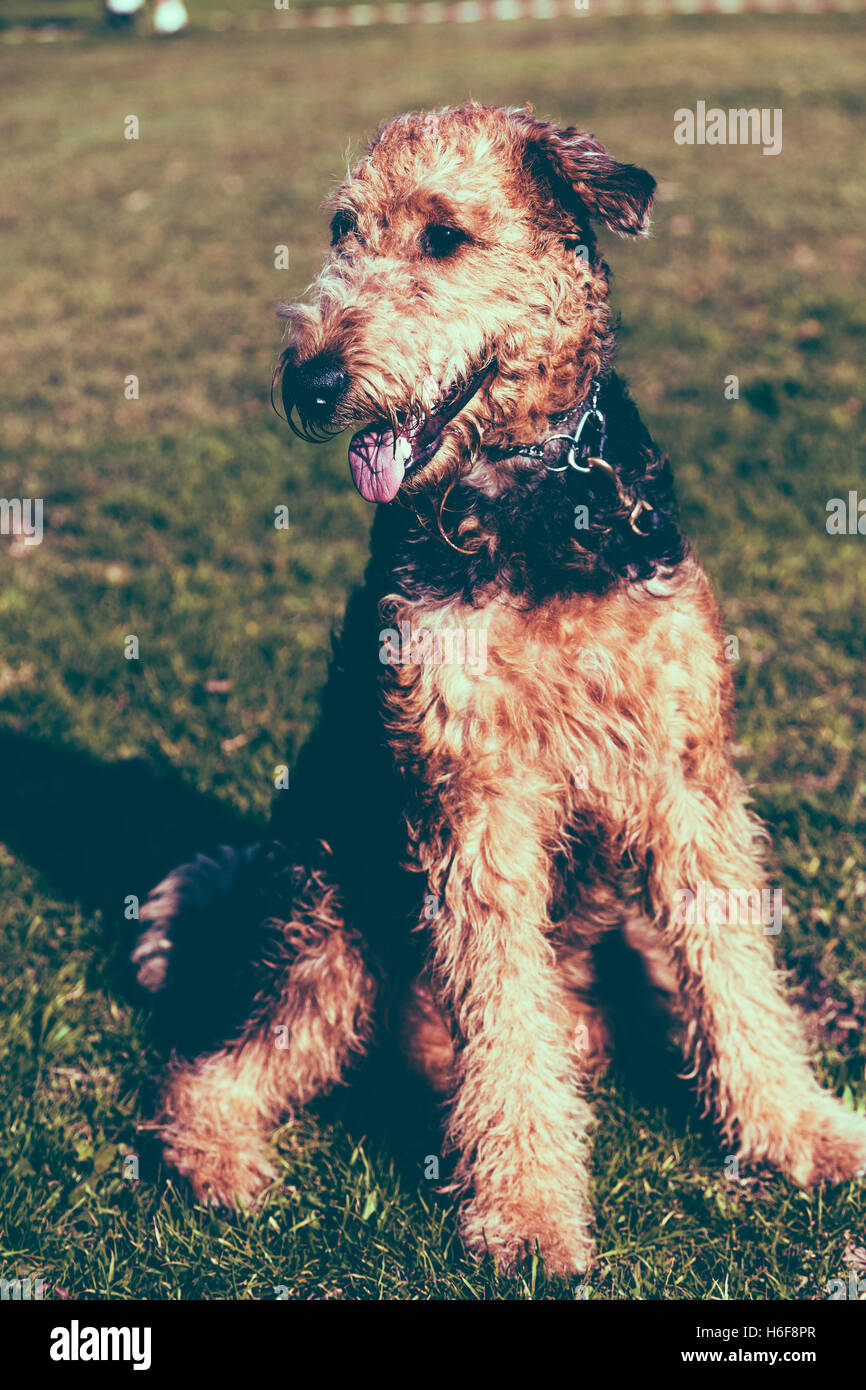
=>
[400,971,456,1094]
[555,937,612,1078]
[136,845,377,1209]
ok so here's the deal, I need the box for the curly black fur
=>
[370,371,685,608]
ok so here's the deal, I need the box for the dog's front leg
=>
[424,793,595,1277]
[649,773,866,1187]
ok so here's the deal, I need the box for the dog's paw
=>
[793,1105,866,1187]
[459,1201,594,1278]
[163,1134,276,1211]
[761,1100,866,1187]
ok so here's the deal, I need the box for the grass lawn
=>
[1,14,865,1300]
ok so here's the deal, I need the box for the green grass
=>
[1,15,865,1300]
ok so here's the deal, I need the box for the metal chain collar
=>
[486,380,653,537]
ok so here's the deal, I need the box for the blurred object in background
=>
[153,0,189,32]
[104,0,145,29]
[104,0,189,33]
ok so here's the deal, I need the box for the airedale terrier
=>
[133,103,866,1275]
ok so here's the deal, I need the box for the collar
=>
[486,376,652,536]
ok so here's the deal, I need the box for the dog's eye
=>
[330,210,358,246]
[421,224,470,259]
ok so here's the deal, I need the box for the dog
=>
[132,103,866,1276]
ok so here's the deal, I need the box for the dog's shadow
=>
[0,726,699,1191]
[0,727,448,1173]
[0,729,259,918]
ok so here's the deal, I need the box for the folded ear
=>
[513,114,656,237]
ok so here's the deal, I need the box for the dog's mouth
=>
[347,364,492,504]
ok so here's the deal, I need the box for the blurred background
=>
[1,1,865,1299]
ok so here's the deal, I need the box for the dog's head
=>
[275,104,655,504]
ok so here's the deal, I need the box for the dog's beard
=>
[347,364,493,504]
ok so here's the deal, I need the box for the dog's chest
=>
[378,588,636,775]
[377,562,719,796]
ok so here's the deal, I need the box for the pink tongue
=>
[348,424,409,504]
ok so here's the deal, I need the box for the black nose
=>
[290,354,349,419]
